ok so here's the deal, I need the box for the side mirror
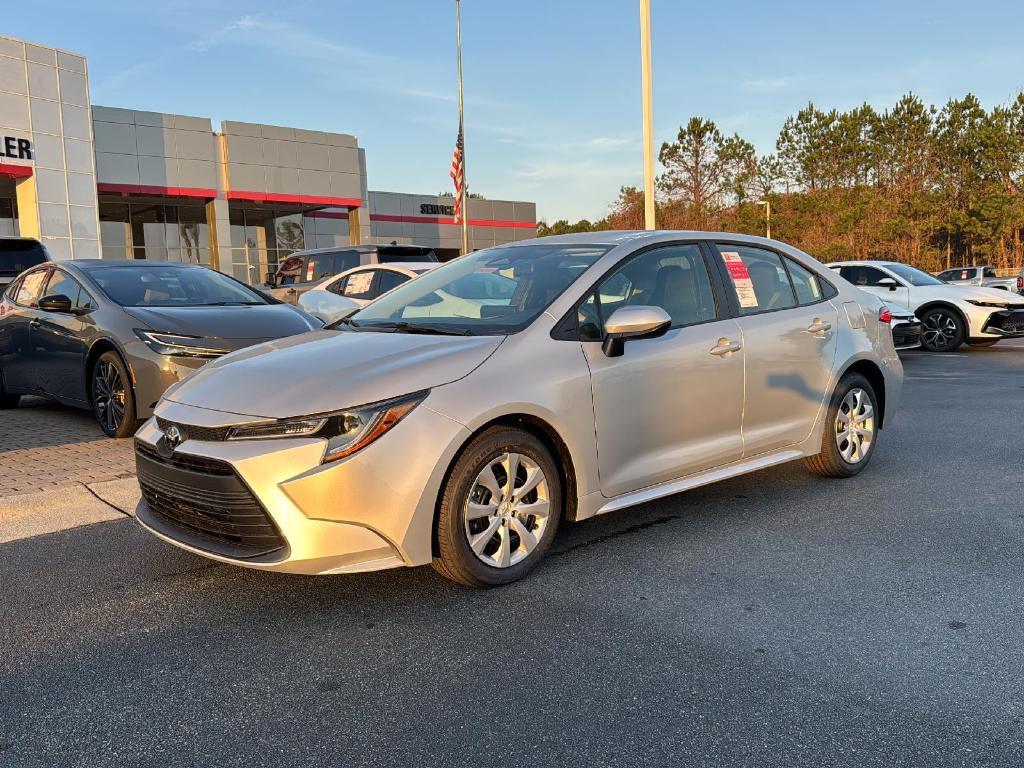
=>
[601,305,672,357]
[38,293,73,312]
[877,278,898,291]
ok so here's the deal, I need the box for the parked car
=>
[828,260,1024,352]
[936,265,1020,293]
[0,260,320,437]
[0,237,50,291]
[298,262,441,324]
[265,244,438,305]
[135,232,902,587]
[882,302,922,351]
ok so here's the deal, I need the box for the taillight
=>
[1017,276,1023,290]
[879,307,893,324]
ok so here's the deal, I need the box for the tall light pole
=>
[756,199,771,240]
[639,0,656,230]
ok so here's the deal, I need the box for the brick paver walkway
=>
[0,397,135,497]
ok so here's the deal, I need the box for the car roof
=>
[370,262,441,272]
[66,259,207,271]
[510,230,783,247]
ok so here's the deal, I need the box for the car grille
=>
[135,442,286,559]
[986,310,1024,335]
[155,417,230,443]
[892,322,922,348]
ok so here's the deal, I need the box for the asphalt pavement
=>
[2,341,1023,767]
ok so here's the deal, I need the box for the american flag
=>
[450,121,465,223]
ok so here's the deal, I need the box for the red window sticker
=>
[720,251,759,308]
[306,262,315,281]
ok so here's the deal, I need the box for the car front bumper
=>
[133,398,469,575]
[891,318,922,350]
[979,308,1024,338]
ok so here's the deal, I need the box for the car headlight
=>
[134,329,226,358]
[225,391,428,463]
[965,300,1010,309]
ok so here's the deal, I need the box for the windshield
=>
[91,266,270,307]
[884,263,942,287]
[0,240,47,276]
[350,243,611,335]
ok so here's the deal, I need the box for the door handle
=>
[805,318,832,335]
[709,338,742,357]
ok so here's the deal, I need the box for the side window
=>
[585,244,718,337]
[718,245,797,314]
[784,256,827,306]
[983,267,997,279]
[334,251,361,273]
[326,275,349,296]
[839,265,891,287]
[308,254,335,282]
[4,275,23,300]
[42,270,83,307]
[342,270,377,300]
[377,271,409,295]
[14,269,49,307]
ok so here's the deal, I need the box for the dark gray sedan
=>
[0,260,320,437]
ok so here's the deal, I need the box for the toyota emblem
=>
[164,425,183,450]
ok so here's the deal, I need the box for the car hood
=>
[162,330,505,419]
[921,286,1024,307]
[125,304,319,341]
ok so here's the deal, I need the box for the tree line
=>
[538,92,1024,272]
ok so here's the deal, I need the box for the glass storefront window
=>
[0,197,16,238]
[99,198,211,264]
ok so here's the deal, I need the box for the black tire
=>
[433,427,562,587]
[966,339,999,348]
[0,373,19,409]
[804,372,879,479]
[90,351,138,438]
[920,306,965,352]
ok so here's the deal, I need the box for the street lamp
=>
[756,199,771,240]
[639,0,656,230]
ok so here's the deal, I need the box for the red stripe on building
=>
[369,214,535,229]
[97,183,217,198]
[0,163,34,179]
[227,191,362,208]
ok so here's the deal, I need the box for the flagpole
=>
[455,0,469,255]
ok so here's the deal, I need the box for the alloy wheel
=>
[921,311,959,350]
[94,360,126,434]
[835,387,874,464]
[463,452,551,568]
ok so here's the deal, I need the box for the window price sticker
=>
[721,251,759,308]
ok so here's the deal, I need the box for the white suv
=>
[829,260,1024,352]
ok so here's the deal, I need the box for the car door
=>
[838,264,911,308]
[715,244,839,456]
[1,267,50,393]
[581,242,745,498]
[32,268,94,405]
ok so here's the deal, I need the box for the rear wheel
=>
[91,351,137,438]
[804,373,879,479]
[433,427,562,587]
[920,307,964,352]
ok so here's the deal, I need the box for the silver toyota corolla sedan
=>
[134,232,903,586]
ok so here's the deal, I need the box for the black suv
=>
[0,237,51,291]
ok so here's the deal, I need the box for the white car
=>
[828,260,1024,352]
[298,262,440,324]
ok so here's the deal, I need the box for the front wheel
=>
[433,427,562,587]
[920,307,964,352]
[804,373,879,479]
[91,351,138,438]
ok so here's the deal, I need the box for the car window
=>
[718,245,797,314]
[0,239,47,277]
[582,244,717,339]
[352,243,610,335]
[91,266,268,307]
[342,270,377,300]
[42,269,82,307]
[307,253,338,282]
[377,249,437,263]
[377,270,409,294]
[839,265,892,287]
[883,263,942,286]
[783,256,830,305]
[14,269,49,307]
[983,267,997,279]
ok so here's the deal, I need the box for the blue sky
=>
[6,0,1024,222]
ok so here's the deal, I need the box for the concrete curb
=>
[0,478,140,544]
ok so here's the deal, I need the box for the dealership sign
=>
[420,203,455,216]
[1,136,33,161]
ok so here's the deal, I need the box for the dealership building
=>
[0,35,537,282]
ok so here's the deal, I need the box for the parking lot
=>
[0,340,1022,767]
